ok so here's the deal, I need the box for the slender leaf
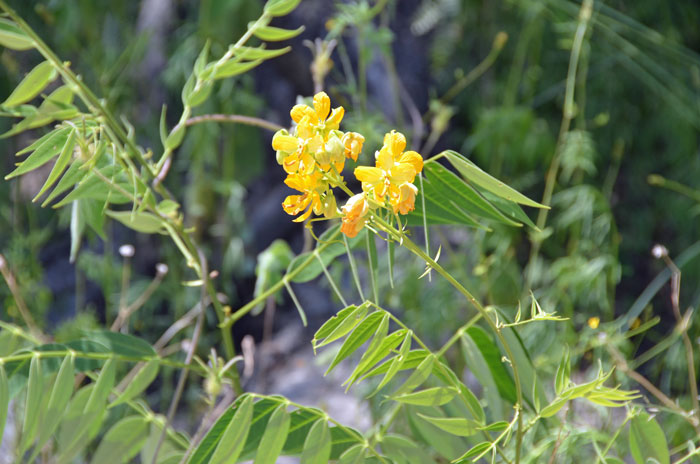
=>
[20,355,43,454]
[345,329,406,388]
[0,365,8,447]
[33,128,76,201]
[337,444,365,464]
[371,330,412,393]
[394,354,435,396]
[252,24,305,41]
[109,358,159,408]
[444,150,547,208]
[5,127,71,179]
[90,416,149,464]
[416,414,479,437]
[214,58,263,79]
[629,412,670,464]
[209,395,254,464]
[37,355,75,448]
[300,419,332,464]
[264,0,302,16]
[253,404,291,464]
[326,311,384,374]
[85,330,157,357]
[106,210,165,234]
[0,18,34,50]
[3,61,57,107]
[392,387,458,406]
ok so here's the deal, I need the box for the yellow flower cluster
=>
[273,92,423,238]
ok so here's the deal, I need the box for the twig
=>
[0,254,43,341]
[111,263,169,332]
[185,114,283,132]
[151,251,209,464]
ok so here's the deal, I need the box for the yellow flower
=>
[290,91,344,135]
[396,182,418,215]
[282,173,325,222]
[587,317,600,329]
[341,132,365,161]
[340,193,370,238]
[354,130,423,211]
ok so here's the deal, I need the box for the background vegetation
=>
[1,0,700,462]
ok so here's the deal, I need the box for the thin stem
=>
[185,114,283,132]
[344,234,365,300]
[222,227,342,328]
[0,0,155,177]
[593,413,632,464]
[0,254,43,341]
[315,251,348,307]
[372,215,525,463]
[283,279,308,327]
[527,0,593,288]
[151,251,209,464]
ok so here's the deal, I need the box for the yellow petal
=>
[376,147,393,172]
[284,174,306,192]
[384,130,406,157]
[290,104,314,123]
[326,106,344,129]
[313,92,331,121]
[399,151,423,174]
[391,163,416,184]
[354,166,383,183]
[272,132,298,152]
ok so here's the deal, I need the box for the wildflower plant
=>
[0,0,689,463]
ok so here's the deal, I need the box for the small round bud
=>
[209,270,219,279]
[119,244,135,258]
[156,263,169,275]
[651,244,668,259]
[493,31,508,51]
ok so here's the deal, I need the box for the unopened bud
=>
[119,244,135,258]
[156,263,169,275]
[209,270,219,279]
[651,244,668,259]
[493,32,508,51]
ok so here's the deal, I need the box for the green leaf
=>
[392,387,457,406]
[423,162,521,226]
[539,397,569,418]
[213,58,263,79]
[0,18,34,50]
[371,330,412,394]
[0,365,9,447]
[20,355,43,454]
[253,404,291,464]
[444,150,547,208]
[109,359,159,408]
[5,127,71,180]
[416,414,479,437]
[300,419,332,464]
[555,346,570,395]
[264,0,302,16]
[53,165,131,208]
[460,331,504,420]
[337,444,365,464]
[41,158,87,207]
[456,441,491,461]
[313,302,370,350]
[252,24,305,42]
[106,210,165,234]
[465,326,517,402]
[85,330,157,357]
[394,354,435,396]
[405,406,463,460]
[33,128,76,201]
[234,45,291,60]
[209,395,254,464]
[90,415,149,464]
[253,239,294,316]
[346,329,406,388]
[629,412,670,464]
[37,355,75,449]
[363,349,429,379]
[3,61,58,107]
[408,188,487,228]
[326,311,384,374]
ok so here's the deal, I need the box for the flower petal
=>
[313,92,331,121]
[272,132,298,152]
[354,166,383,183]
[398,151,423,174]
[384,130,406,158]
[326,106,344,130]
[291,104,314,123]
[391,163,416,184]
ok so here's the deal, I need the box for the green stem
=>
[0,0,155,177]
[222,227,343,328]
[372,215,525,463]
